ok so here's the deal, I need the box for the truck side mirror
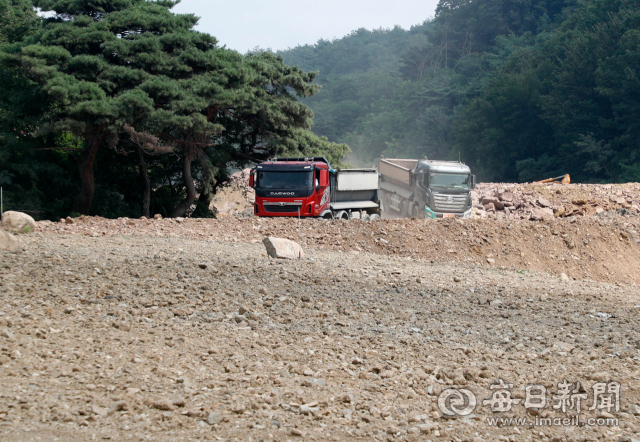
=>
[319,169,329,187]
[249,171,255,188]
[471,174,476,189]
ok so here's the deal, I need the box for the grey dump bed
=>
[378,159,418,185]
[330,169,379,210]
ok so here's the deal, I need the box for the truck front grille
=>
[433,194,467,212]
[263,203,302,214]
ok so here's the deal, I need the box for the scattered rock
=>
[151,399,174,411]
[537,198,551,208]
[262,237,304,260]
[1,211,36,233]
[0,230,21,251]
[207,411,223,425]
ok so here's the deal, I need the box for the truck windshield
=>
[258,171,313,189]
[429,173,471,189]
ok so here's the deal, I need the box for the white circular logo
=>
[437,388,477,416]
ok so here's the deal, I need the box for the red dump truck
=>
[250,157,381,220]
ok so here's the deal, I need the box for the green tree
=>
[11,0,346,217]
[0,0,39,44]
[454,0,640,183]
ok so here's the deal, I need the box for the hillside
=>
[279,0,640,184]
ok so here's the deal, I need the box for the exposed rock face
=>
[211,168,255,215]
[1,211,36,233]
[473,182,640,220]
[263,236,304,260]
[0,230,21,251]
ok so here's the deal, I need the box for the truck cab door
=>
[319,169,329,187]
[316,169,330,212]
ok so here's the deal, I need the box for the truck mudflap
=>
[426,207,472,219]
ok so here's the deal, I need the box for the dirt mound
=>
[473,182,640,220]
[2,233,640,441]
[7,182,640,441]
[210,168,254,215]
[37,210,640,284]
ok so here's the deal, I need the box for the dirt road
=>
[2,214,640,441]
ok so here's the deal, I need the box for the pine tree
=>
[14,0,347,215]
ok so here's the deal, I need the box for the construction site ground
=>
[2,183,640,442]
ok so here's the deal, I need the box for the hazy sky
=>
[172,0,440,53]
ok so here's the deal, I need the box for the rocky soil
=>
[37,209,640,285]
[1,182,640,442]
[1,232,640,442]
[210,169,255,216]
[472,183,640,221]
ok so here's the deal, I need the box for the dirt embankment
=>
[473,182,640,220]
[37,212,640,284]
[2,233,640,442]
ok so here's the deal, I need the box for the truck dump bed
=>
[330,169,379,210]
[379,159,418,185]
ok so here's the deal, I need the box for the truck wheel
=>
[369,214,381,221]
[408,202,416,219]
[411,204,421,219]
[334,210,349,220]
[400,200,408,218]
[361,213,370,222]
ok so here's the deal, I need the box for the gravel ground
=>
[37,213,640,284]
[2,228,640,442]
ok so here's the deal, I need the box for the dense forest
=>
[279,0,640,183]
[2,0,639,221]
[0,0,347,220]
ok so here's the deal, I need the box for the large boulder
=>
[263,237,304,260]
[1,211,36,233]
[0,230,21,251]
[498,191,515,202]
[480,196,504,210]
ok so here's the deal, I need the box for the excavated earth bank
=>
[1,184,640,441]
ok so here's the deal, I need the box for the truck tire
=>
[369,214,381,221]
[411,204,422,219]
[408,202,416,219]
[361,213,370,222]
[320,210,333,220]
[334,210,349,220]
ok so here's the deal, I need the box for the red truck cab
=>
[250,157,332,218]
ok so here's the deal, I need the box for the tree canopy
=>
[1,0,347,219]
[280,0,640,184]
